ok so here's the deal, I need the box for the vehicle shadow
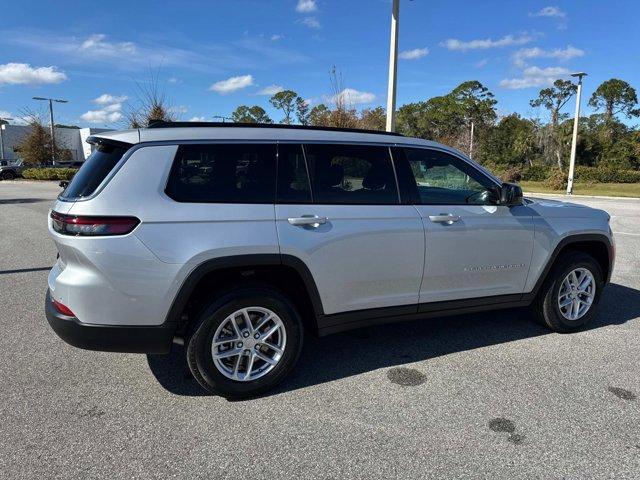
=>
[146,282,639,397]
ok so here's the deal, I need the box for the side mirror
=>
[500,182,523,206]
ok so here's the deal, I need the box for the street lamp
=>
[32,96,68,165]
[0,115,14,160]
[385,0,400,132]
[566,72,587,195]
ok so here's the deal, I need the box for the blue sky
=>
[1,0,639,127]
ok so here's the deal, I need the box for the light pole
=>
[385,0,399,132]
[33,96,68,165]
[469,121,475,159]
[566,72,587,195]
[0,116,13,160]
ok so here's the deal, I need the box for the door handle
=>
[287,215,328,227]
[428,214,461,224]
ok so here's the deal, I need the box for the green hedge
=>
[482,163,640,184]
[22,168,78,181]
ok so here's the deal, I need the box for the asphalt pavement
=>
[1,180,639,479]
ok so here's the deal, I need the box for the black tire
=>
[2,171,16,180]
[534,251,604,333]
[186,286,303,399]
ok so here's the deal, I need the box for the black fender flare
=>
[164,253,324,326]
[525,233,613,301]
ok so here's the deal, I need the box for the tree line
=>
[13,73,640,186]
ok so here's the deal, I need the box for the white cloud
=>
[530,6,566,18]
[499,66,570,89]
[475,59,489,68]
[296,0,317,13]
[299,17,321,29]
[0,62,67,85]
[168,77,180,84]
[0,110,13,120]
[399,47,429,60]
[189,116,207,122]
[330,88,376,105]
[513,45,584,67]
[93,93,128,105]
[80,34,136,56]
[209,74,254,94]
[270,34,284,41]
[82,93,125,124]
[257,84,284,95]
[441,34,533,52]
[80,109,123,124]
[169,105,189,114]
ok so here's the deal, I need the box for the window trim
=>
[396,146,502,206]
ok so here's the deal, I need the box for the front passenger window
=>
[403,148,496,205]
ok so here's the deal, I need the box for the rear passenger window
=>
[166,144,277,203]
[276,144,312,203]
[304,144,398,204]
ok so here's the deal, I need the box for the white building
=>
[0,124,110,163]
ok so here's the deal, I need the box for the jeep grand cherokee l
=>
[45,122,614,398]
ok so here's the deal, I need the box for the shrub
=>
[22,168,78,181]
[546,167,567,190]
[574,166,640,183]
[502,166,522,183]
[521,164,550,182]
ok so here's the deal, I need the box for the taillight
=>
[52,298,75,317]
[50,211,139,236]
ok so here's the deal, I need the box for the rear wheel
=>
[1,171,16,180]
[534,251,604,332]
[186,286,303,398]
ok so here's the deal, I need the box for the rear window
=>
[165,144,277,203]
[59,143,128,199]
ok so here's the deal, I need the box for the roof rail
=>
[146,120,404,137]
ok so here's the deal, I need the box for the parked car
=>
[45,122,615,398]
[0,159,24,180]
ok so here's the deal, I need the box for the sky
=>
[1,0,639,128]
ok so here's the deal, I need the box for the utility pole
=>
[33,96,68,165]
[0,116,13,160]
[385,0,399,132]
[566,72,587,195]
[469,121,475,159]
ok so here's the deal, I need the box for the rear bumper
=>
[45,290,176,354]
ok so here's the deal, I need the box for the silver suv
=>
[45,122,615,398]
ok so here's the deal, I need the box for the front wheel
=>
[186,286,303,398]
[534,251,604,333]
[2,171,16,180]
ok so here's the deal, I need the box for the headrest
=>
[362,164,388,190]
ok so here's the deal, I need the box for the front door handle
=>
[287,215,328,227]
[428,214,461,224]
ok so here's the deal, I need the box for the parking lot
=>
[1,180,639,479]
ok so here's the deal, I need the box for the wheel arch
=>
[165,254,324,335]
[527,233,613,300]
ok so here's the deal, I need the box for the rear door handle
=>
[287,215,328,227]
[428,214,461,224]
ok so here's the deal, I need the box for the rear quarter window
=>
[59,143,129,199]
[165,144,277,203]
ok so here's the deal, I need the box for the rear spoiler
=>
[86,135,134,150]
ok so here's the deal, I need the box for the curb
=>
[524,191,640,201]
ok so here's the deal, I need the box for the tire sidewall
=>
[544,254,604,331]
[188,288,303,397]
